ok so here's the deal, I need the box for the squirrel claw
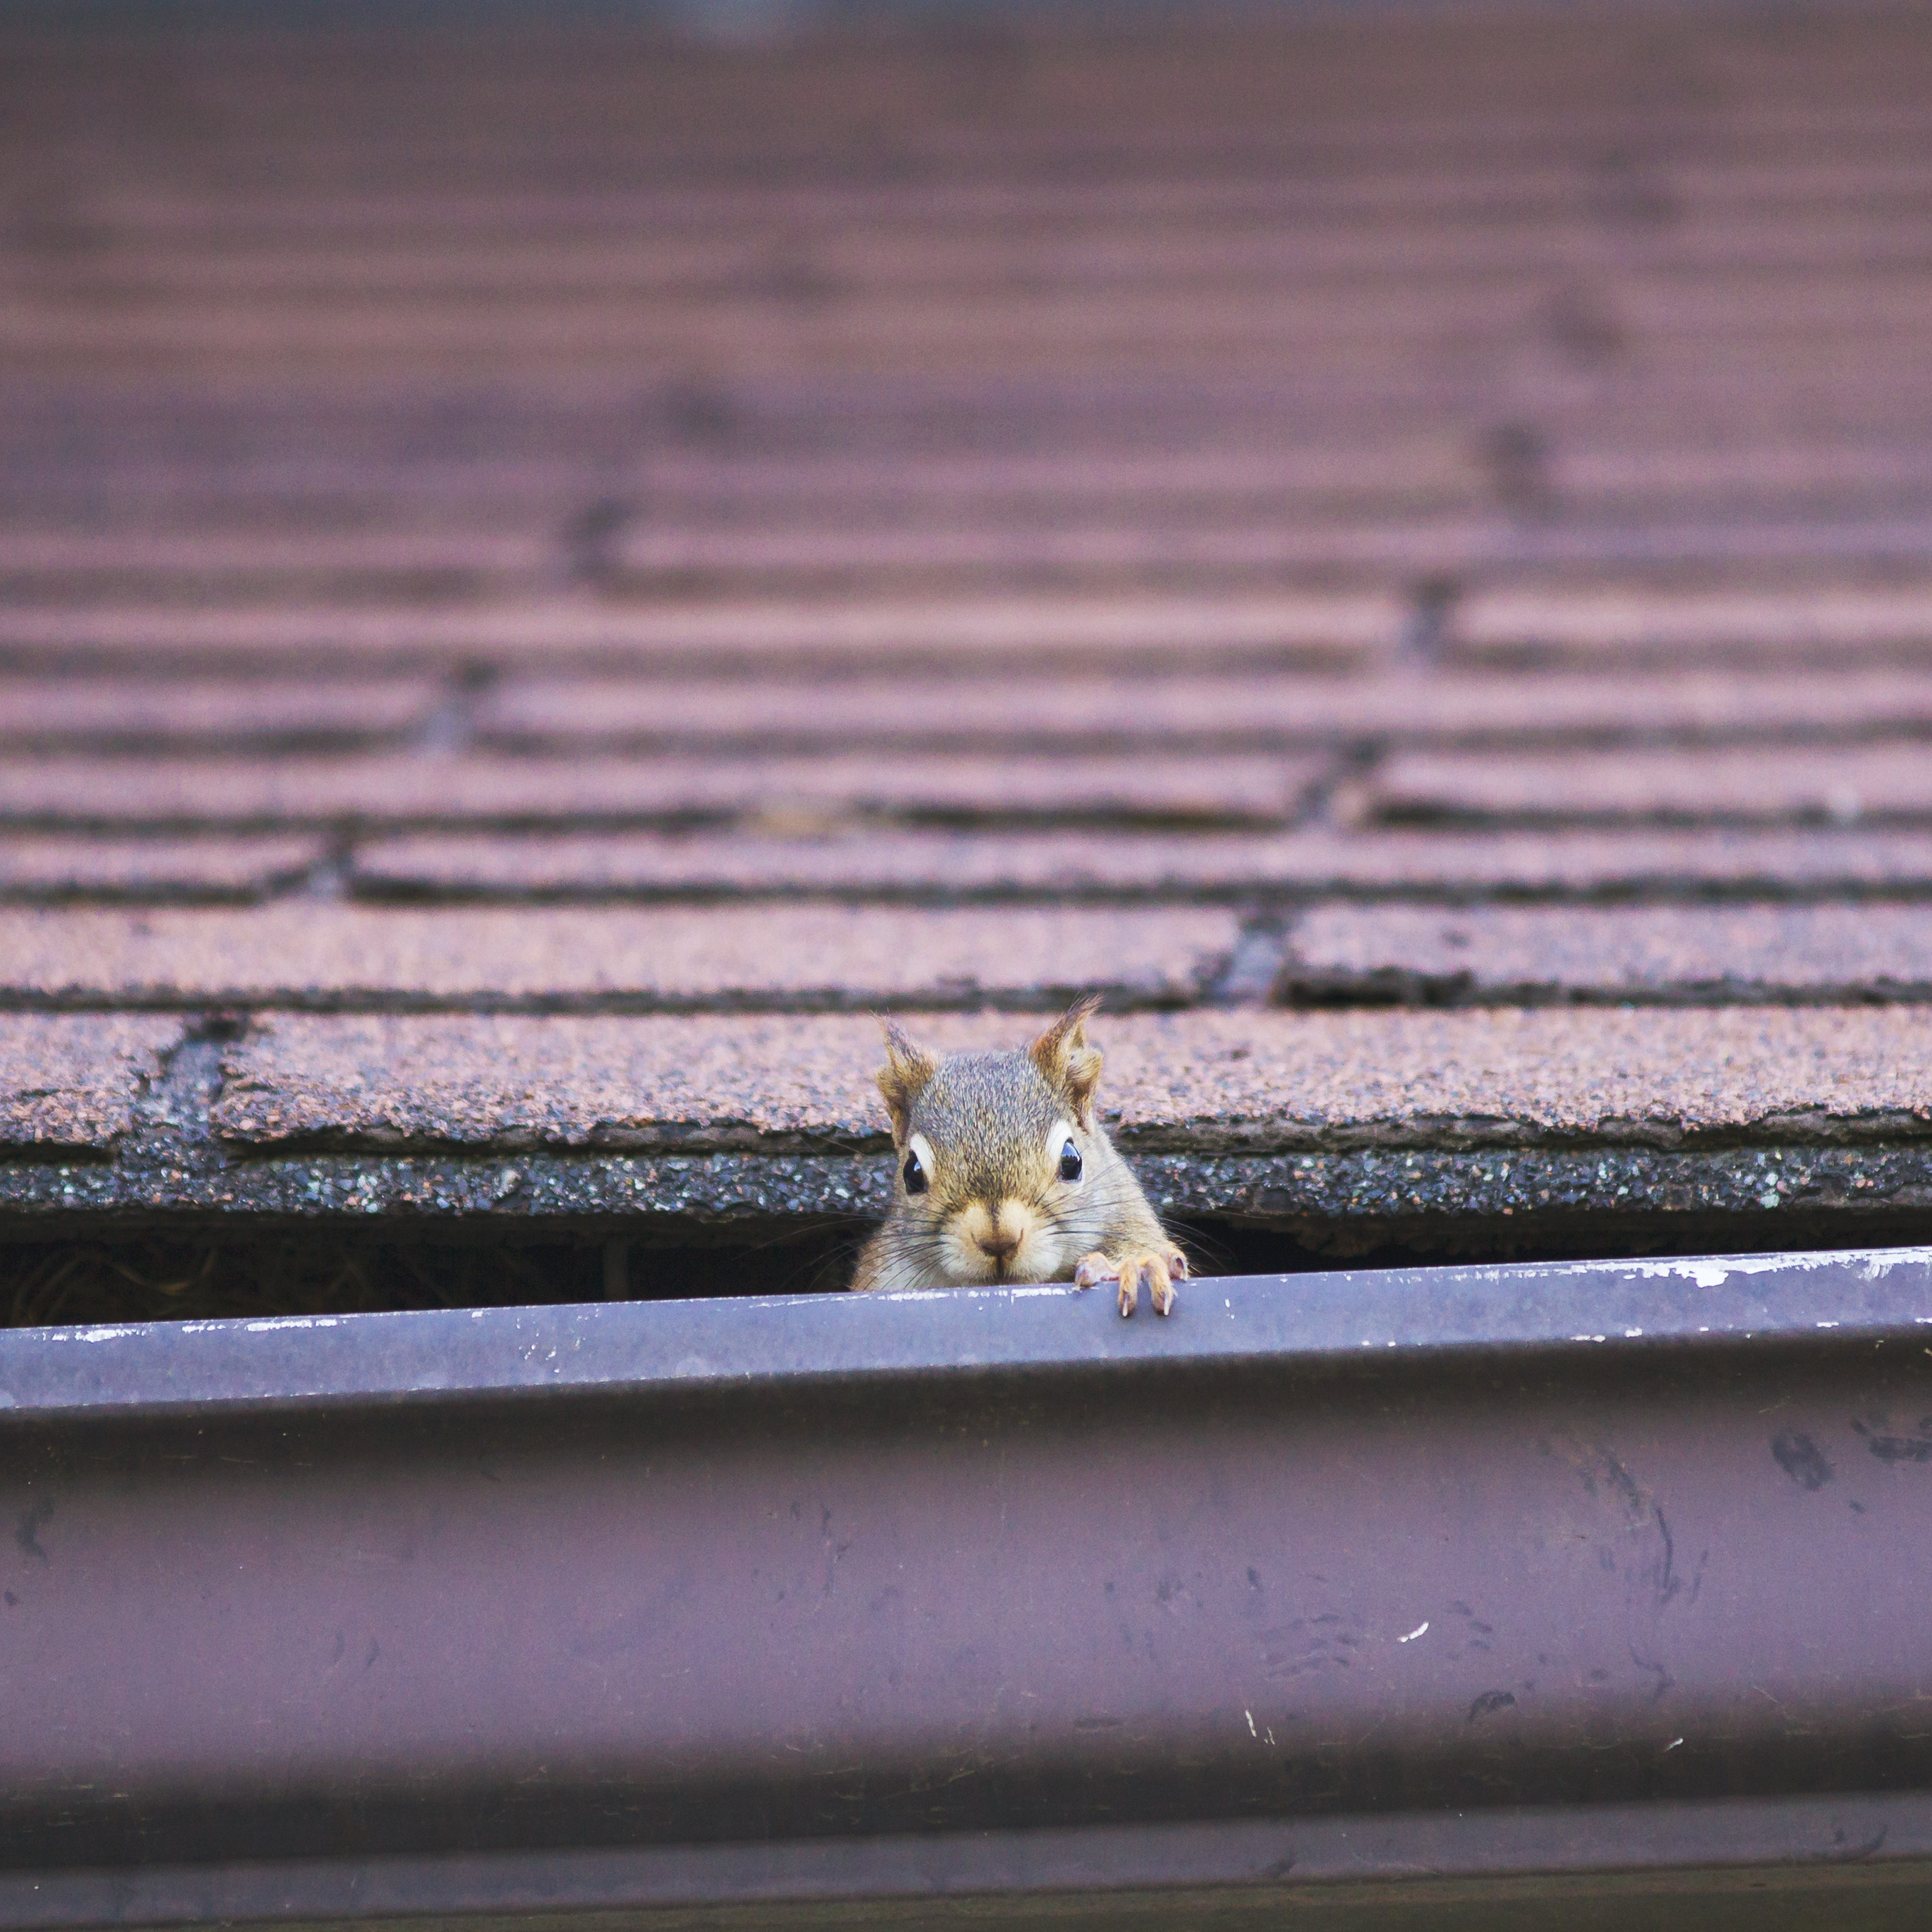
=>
[1076,1248,1186,1318]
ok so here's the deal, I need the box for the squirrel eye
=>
[1058,1138,1083,1183]
[902,1150,928,1194]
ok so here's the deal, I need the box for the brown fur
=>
[849,998,1188,1316]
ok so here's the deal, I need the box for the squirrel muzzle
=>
[940,1196,1055,1284]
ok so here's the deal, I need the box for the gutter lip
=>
[3,1790,1929,1931]
[2,1243,1929,1425]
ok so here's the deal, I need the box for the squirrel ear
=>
[1029,994,1104,1130]
[875,1015,938,1145]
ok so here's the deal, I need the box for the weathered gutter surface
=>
[5,1248,1932,1928]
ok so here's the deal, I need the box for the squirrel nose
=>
[979,1230,1020,1262]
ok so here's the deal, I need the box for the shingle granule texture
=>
[211,1007,1932,1152]
[0,1013,179,1148]
[1093,1008,1932,1149]
[349,827,1932,900]
[1372,747,1932,826]
[0,593,1399,672]
[1285,903,1932,1000]
[0,754,1316,829]
[0,678,440,748]
[0,836,322,898]
[1451,586,1932,666]
[475,670,1932,752]
[215,1013,947,1147]
[0,905,1239,1008]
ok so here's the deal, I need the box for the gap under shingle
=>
[9,1206,1931,1331]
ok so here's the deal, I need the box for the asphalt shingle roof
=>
[4,1,1932,1281]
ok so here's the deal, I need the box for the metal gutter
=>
[4,1249,1932,1926]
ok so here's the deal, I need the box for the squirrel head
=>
[871,996,1115,1287]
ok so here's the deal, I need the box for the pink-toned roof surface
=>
[3,1,1931,1252]
[0,905,1239,1009]
[211,1007,1932,1153]
[0,1015,180,1150]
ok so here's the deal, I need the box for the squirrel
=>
[848,995,1189,1316]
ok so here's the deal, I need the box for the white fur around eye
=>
[905,1131,937,1192]
[1045,1118,1081,1184]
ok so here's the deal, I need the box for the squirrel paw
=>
[1074,1246,1188,1318]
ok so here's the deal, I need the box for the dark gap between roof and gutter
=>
[10,1211,1932,1332]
